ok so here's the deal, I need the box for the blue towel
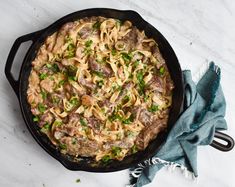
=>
[129,62,227,187]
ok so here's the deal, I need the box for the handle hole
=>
[214,137,229,146]
[11,41,32,80]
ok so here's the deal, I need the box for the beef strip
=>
[135,118,167,150]
[88,57,113,77]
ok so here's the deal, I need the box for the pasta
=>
[27,16,174,162]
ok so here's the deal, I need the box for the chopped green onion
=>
[52,95,60,104]
[148,104,159,113]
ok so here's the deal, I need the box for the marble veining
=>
[0,0,235,186]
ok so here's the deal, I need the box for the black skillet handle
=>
[5,30,42,96]
[210,131,234,152]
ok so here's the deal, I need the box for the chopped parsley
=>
[58,80,65,87]
[59,143,67,150]
[39,73,48,80]
[122,114,134,124]
[148,104,159,113]
[65,35,73,43]
[33,116,39,122]
[85,40,93,48]
[80,118,87,126]
[53,120,62,127]
[111,48,117,56]
[93,71,104,78]
[38,103,46,113]
[97,80,104,87]
[93,21,101,30]
[115,20,123,27]
[121,52,132,62]
[40,91,47,100]
[65,43,76,58]
[69,97,79,107]
[108,112,122,122]
[131,145,138,154]
[159,66,165,75]
[67,65,78,77]
[112,146,122,156]
[133,60,140,69]
[40,122,51,133]
[136,71,145,95]
[102,155,111,163]
[122,95,130,103]
[76,178,81,183]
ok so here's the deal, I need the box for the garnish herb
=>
[112,146,122,156]
[41,91,47,100]
[122,114,134,124]
[76,178,81,183]
[102,155,111,163]
[38,103,46,113]
[33,116,39,122]
[39,73,48,80]
[69,97,79,106]
[136,71,145,95]
[159,66,165,75]
[80,118,87,126]
[97,80,104,87]
[85,40,93,48]
[40,122,51,133]
[131,145,138,154]
[93,71,104,78]
[121,52,132,62]
[59,143,67,150]
[111,48,117,56]
[148,104,159,113]
[93,21,101,30]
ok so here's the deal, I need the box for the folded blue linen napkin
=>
[129,62,227,187]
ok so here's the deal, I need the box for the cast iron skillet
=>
[5,8,234,172]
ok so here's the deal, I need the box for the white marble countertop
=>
[1,0,235,186]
